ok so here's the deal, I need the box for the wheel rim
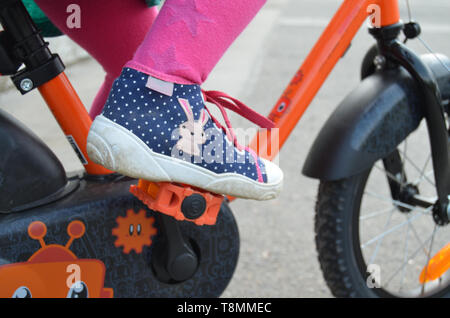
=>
[353,121,450,297]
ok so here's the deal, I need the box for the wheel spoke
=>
[409,221,432,257]
[404,0,413,22]
[383,228,440,289]
[361,206,431,249]
[412,154,432,186]
[401,150,435,187]
[364,189,430,212]
[367,207,396,265]
[360,207,397,221]
[374,163,406,188]
[413,169,434,187]
[399,214,411,291]
[421,225,438,296]
[417,37,450,74]
[365,187,434,256]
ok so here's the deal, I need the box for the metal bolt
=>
[374,55,386,69]
[20,78,33,92]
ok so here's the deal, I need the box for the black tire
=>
[315,168,450,298]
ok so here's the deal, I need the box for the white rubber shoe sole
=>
[87,115,283,200]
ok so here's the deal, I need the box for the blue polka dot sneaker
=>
[87,68,283,200]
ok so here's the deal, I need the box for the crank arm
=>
[152,214,198,283]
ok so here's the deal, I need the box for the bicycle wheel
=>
[315,120,450,297]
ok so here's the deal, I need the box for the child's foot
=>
[87,68,283,200]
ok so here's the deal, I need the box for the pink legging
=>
[35,0,266,117]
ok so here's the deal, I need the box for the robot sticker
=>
[0,220,113,298]
[112,208,157,254]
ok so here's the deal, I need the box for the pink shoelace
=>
[201,90,275,182]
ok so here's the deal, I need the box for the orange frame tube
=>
[38,72,111,175]
[249,0,400,160]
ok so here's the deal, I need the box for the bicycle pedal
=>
[129,180,224,226]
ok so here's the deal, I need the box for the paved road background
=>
[0,0,448,297]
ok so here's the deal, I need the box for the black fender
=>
[302,53,450,181]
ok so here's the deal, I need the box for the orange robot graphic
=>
[0,220,113,298]
[112,208,157,254]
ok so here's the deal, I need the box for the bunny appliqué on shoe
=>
[175,98,208,157]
